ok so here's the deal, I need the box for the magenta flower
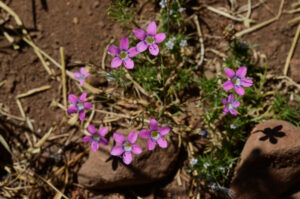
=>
[110,131,142,165]
[83,125,108,151]
[139,119,170,150]
[222,94,240,116]
[108,37,139,69]
[74,67,90,85]
[223,66,253,95]
[67,92,92,121]
[134,21,166,56]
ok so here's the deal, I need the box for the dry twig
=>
[283,23,300,75]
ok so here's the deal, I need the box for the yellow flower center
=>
[77,101,84,110]
[151,131,160,140]
[145,36,155,44]
[92,134,101,141]
[232,76,241,86]
[123,141,132,151]
[119,51,128,59]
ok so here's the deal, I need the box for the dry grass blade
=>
[288,16,300,25]
[0,108,27,121]
[17,85,51,98]
[33,127,53,148]
[235,0,285,37]
[193,15,205,68]
[60,47,67,110]
[0,80,6,88]
[36,174,69,199]
[206,0,251,22]
[0,134,11,154]
[16,99,25,119]
[283,23,300,75]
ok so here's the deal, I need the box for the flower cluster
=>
[108,21,166,69]
[64,21,170,166]
[222,66,253,116]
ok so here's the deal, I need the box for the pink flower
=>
[223,66,253,95]
[222,94,240,116]
[67,92,92,121]
[110,131,142,165]
[139,119,170,150]
[83,125,108,151]
[74,67,90,85]
[108,37,139,69]
[134,21,166,56]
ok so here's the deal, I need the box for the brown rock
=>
[230,120,300,199]
[78,129,180,190]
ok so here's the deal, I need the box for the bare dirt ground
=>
[0,0,299,198]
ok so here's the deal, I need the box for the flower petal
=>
[232,101,240,108]
[139,129,151,138]
[84,102,92,110]
[113,132,125,144]
[229,108,238,116]
[236,66,247,78]
[149,44,159,56]
[79,110,85,121]
[157,137,168,148]
[88,124,96,134]
[98,127,108,136]
[147,139,156,150]
[128,47,139,57]
[91,142,99,151]
[149,119,158,131]
[147,21,157,35]
[134,29,146,40]
[123,152,132,165]
[80,80,85,86]
[222,107,229,114]
[100,138,108,146]
[80,92,87,101]
[235,86,245,96]
[124,58,134,69]
[223,80,234,90]
[241,78,253,87]
[159,126,170,136]
[74,72,81,79]
[84,72,90,78]
[111,146,124,156]
[224,68,235,79]
[137,41,148,52]
[108,45,120,56]
[67,106,78,114]
[221,98,227,105]
[228,94,235,102]
[80,67,85,74]
[127,131,138,144]
[111,57,122,68]
[155,33,166,43]
[68,94,78,104]
[119,37,129,50]
[132,145,142,154]
[82,136,92,143]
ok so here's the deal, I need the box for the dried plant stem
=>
[235,0,285,37]
[60,47,67,110]
[36,174,69,199]
[193,15,205,68]
[283,23,300,75]
[0,109,27,121]
[17,85,51,98]
[206,0,251,22]
[288,16,300,25]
